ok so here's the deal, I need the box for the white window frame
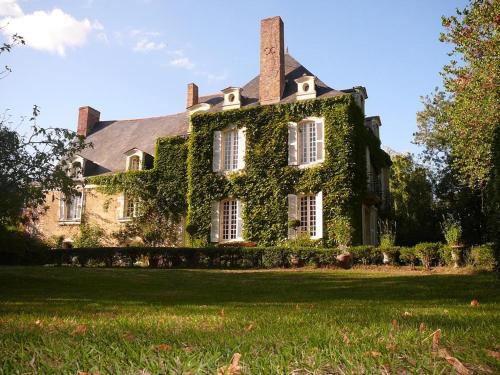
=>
[124,149,144,171]
[288,191,323,239]
[289,117,324,168]
[298,194,317,237]
[128,155,141,171]
[210,198,243,243]
[59,191,84,224]
[213,126,246,173]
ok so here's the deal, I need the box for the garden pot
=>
[450,245,464,268]
[382,252,391,265]
[336,253,352,269]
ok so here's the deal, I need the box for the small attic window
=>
[303,83,310,92]
[129,155,140,171]
[222,87,242,110]
[124,149,144,171]
[295,75,316,101]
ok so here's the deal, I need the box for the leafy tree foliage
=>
[415,0,499,244]
[389,153,439,245]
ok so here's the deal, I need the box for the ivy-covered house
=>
[36,16,390,248]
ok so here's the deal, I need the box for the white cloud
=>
[170,57,194,70]
[0,2,102,56]
[0,0,23,17]
[133,38,166,52]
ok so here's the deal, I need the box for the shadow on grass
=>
[0,267,498,308]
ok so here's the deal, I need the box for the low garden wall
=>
[1,243,495,270]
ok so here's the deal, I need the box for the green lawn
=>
[0,267,498,374]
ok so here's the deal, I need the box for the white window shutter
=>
[117,194,125,219]
[59,193,65,220]
[288,123,298,166]
[237,127,246,170]
[315,191,323,239]
[210,201,220,242]
[212,131,222,172]
[77,192,84,220]
[236,200,244,240]
[287,194,298,238]
[316,120,324,162]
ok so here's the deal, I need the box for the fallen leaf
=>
[444,355,471,374]
[72,324,87,335]
[342,333,350,345]
[403,311,412,317]
[486,350,500,360]
[380,364,391,375]
[432,329,441,351]
[470,299,479,307]
[182,345,193,353]
[35,319,41,326]
[219,309,225,318]
[123,332,135,342]
[419,322,426,332]
[155,344,172,351]
[386,342,397,351]
[365,351,382,357]
[391,319,398,329]
[77,372,100,375]
[217,353,242,375]
[244,323,254,332]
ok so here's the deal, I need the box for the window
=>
[129,156,140,171]
[222,199,238,240]
[124,194,140,218]
[210,199,243,242]
[299,195,316,237]
[288,119,324,167]
[213,127,245,173]
[59,192,83,222]
[287,191,323,239]
[223,128,239,171]
[299,121,317,164]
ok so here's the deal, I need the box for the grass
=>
[0,267,498,374]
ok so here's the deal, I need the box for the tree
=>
[0,32,88,232]
[415,0,499,243]
[389,153,439,245]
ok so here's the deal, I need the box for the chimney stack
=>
[187,82,199,108]
[259,16,285,105]
[77,106,100,137]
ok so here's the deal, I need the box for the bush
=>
[348,246,382,265]
[399,247,418,267]
[470,244,496,269]
[0,226,50,265]
[414,242,442,269]
[73,223,105,248]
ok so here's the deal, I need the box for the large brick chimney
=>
[259,16,285,105]
[77,106,100,137]
[187,82,199,108]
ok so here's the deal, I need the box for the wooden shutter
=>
[236,200,244,240]
[210,201,220,242]
[59,193,65,220]
[316,120,324,162]
[117,193,125,219]
[77,191,84,220]
[288,123,298,166]
[237,127,246,170]
[287,194,298,238]
[212,131,222,172]
[315,191,323,239]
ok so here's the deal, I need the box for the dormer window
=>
[124,148,144,171]
[67,155,85,180]
[295,75,317,101]
[128,156,140,171]
[222,87,242,110]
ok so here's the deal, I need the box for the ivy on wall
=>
[187,95,390,247]
[88,96,390,247]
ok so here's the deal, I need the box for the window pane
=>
[223,130,238,171]
[309,123,317,162]
[299,195,316,237]
[222,200,238,240]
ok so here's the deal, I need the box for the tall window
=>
[299,122,317,164]
[299,195,316,237]
[222,199,238,240]
[60,192,83,221]
[223,128,238,171]
[124,194,140,218]
[129,156,140,171]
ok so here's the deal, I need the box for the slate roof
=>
[81,53,348,175]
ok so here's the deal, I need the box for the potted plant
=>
[441,216,463,268]
[379,220,398,265]
[328,217,353,269]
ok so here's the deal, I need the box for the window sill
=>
[218,238,244,244]
[297,161,323,169]
[58,220,81,226]
[118,217,133,223]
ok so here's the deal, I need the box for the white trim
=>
[295,75,317,101]
[124,149,144,171]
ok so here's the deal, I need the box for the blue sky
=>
[0,0,467,154]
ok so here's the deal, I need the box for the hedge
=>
[1,243,496,269]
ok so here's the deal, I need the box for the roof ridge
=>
[101,111,187,124]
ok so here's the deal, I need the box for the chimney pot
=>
[259,16,285,105]
[187,83,199,108]
[77,106,100,137]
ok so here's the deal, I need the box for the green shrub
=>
[470,244,496,269]
[73,223,105,248]
[414,242,442,269]
[439,245,454,266]
[282,232,320,249]
[441,216,462,246]
[399,247,418,267]
[380,246,400,265]
[349,246,382,265]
